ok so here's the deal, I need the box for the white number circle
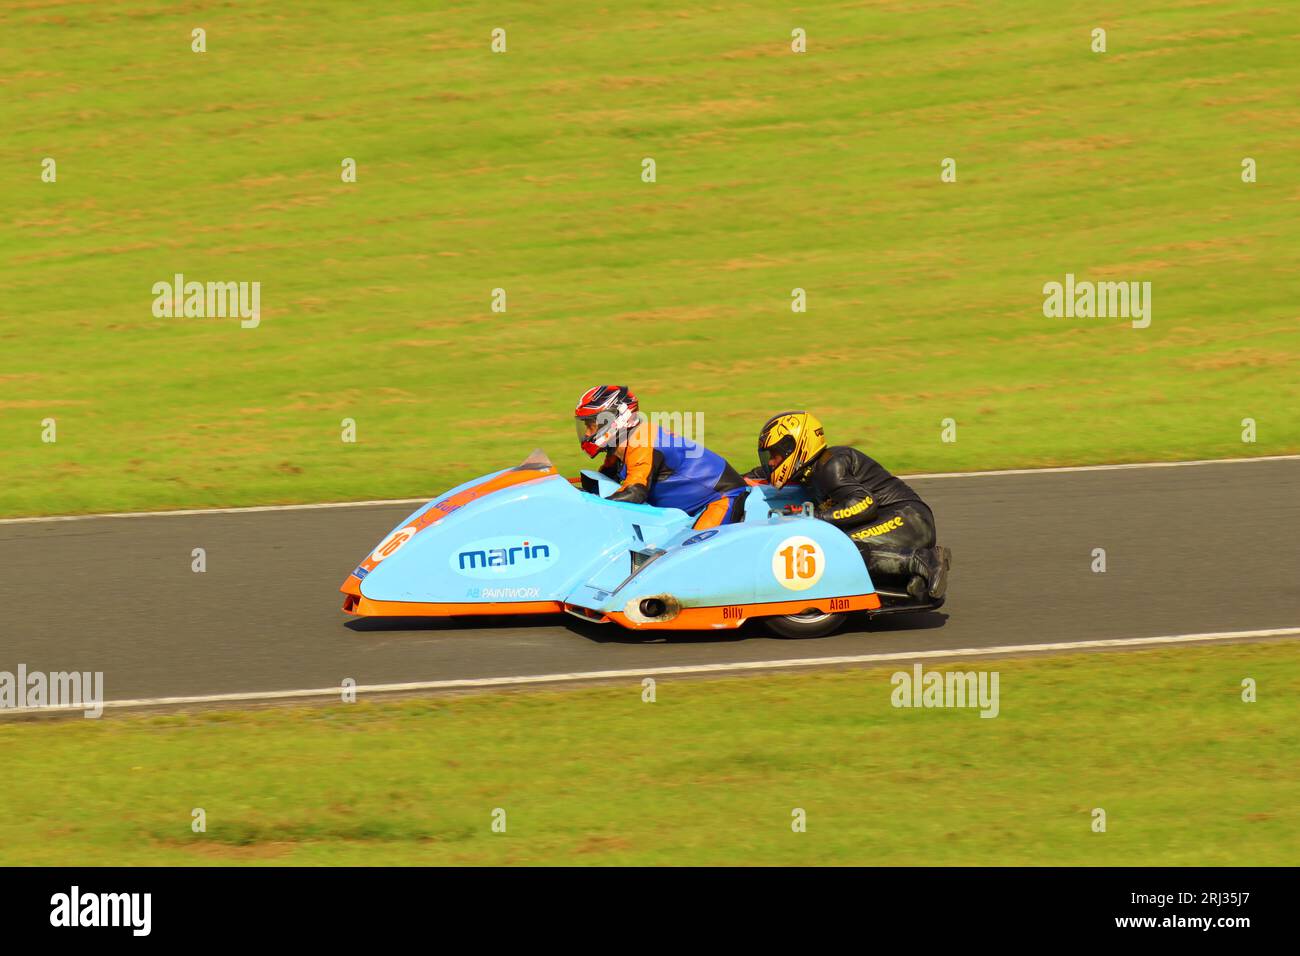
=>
[371,524,418,563]
[772,535,825,591]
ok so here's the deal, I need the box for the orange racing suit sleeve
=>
[692,495,731,529]
[618,419,655,490]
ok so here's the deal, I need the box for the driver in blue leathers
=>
[573,385,749,529]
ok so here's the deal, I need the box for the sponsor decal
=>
[831,496,873,520]
[452,536,559,579]
[851,515,904,539]
[353,565,369,580]
[722,605,744,620]
[681,530,718,546]
[773,535,825,591]
[370,524,418,563]
[467,586,542,600]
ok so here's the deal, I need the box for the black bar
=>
[0,867,1289,942]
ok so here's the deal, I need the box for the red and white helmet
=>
[574,385,639,458]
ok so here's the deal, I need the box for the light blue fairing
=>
[376,468,515,541]
[358,458,874,612]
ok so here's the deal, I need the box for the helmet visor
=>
[759,434,797,467]
[760,434,798,488]
[576,416,601,456]
[576,411,627,458]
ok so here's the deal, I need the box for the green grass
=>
[1,642,1296,865]
[2,0,1298,516]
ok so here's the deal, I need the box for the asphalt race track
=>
[3,458,1297,707]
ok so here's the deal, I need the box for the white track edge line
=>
[0,497,432,525]
[3,454,1297,525]
[902,453,1300,480]
[3,626,1296,716]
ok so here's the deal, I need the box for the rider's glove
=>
[609,483,649,504]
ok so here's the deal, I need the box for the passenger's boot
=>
[908,546,951,600]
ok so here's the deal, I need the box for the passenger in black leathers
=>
[746,412,950,600]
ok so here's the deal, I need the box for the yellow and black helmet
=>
[757,411,827,489]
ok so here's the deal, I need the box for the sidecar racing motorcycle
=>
[340,451,946,638]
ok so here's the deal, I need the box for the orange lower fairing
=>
[344,595,565,617]
[603,592,882,630]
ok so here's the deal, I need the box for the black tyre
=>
[763,610,845,639]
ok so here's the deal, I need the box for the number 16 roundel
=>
[772,536,825,591]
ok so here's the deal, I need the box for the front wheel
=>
[763,610,845,639]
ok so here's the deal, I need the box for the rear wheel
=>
[764,610,845,639]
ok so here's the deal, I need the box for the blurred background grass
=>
[2,0,1297,516]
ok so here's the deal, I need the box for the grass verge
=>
[1,641,1295,865]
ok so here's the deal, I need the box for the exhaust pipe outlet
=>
[627,594,681,624]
